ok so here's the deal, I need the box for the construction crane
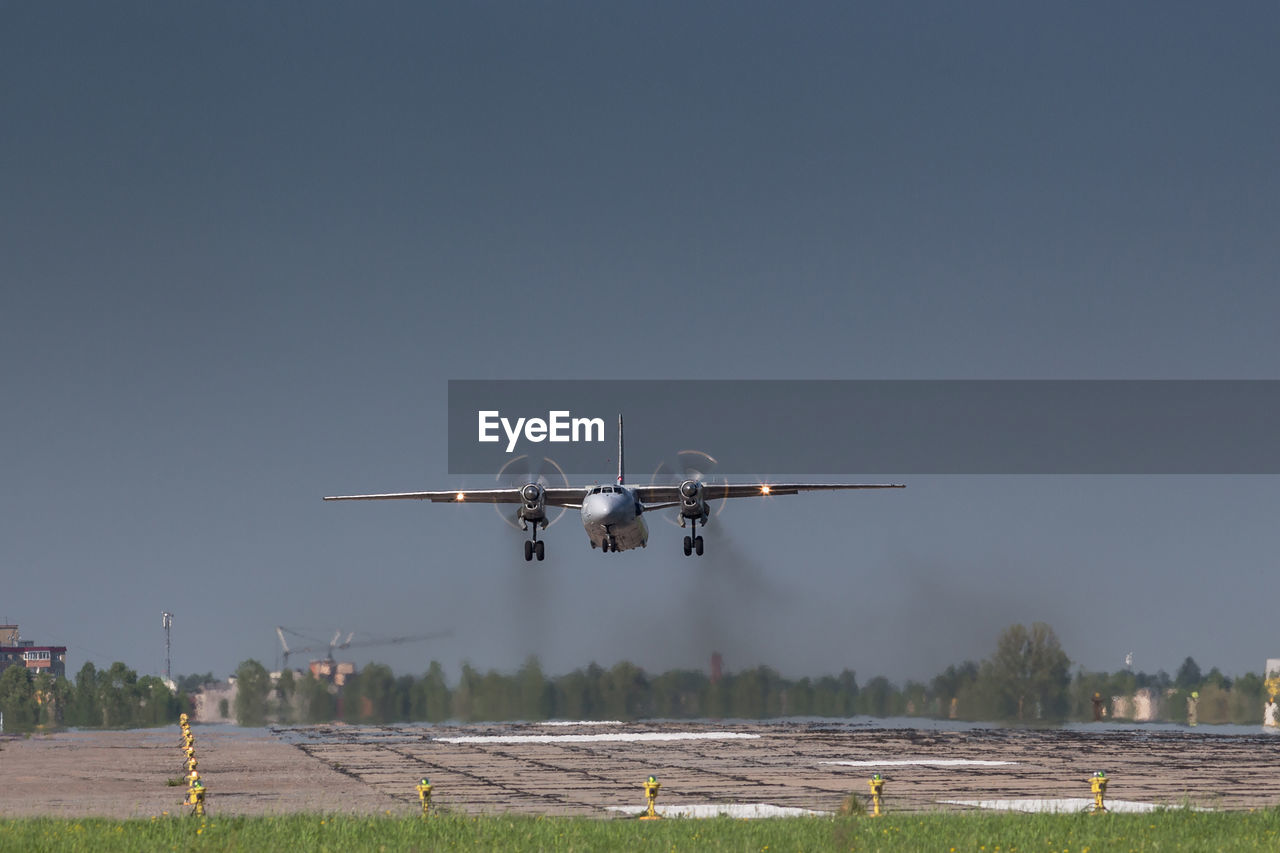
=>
[275,626,452,669]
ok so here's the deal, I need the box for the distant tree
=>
[785,676,814,717]
[473,668,518,721]
[352,663,397,723]
[650,669,708,718]
[553,668,594,720]
[0,664,39,732]
[1068,668,1134,721]
[517,656,553,721]
[275,669,296,724]
[902,680,928,716]
[177,672,216,693]
[1203,667,1231,690]
[602,661,650,720]
[931,662,979,716]
[557,663,608,719]
[1175,657,1202,689]
[856,676,899,717]
[36,673,71,727]
[1229,672,1264,724]
[729,666,776,719]
[292,670,332,723]
[68,662,101,728]
[451,663,479,721]
[419,661,451,722]
[811,675,844,717]
[1134,669,1172,690]
[98,662,141,727]
[987,623,1071,720]
[233,660,270,726]
[137,675,179,726]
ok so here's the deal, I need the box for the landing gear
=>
[682,518,706,557]
[524,526,546,561]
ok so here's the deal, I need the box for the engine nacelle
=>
[678,479,710,525]
[517,482,548,527]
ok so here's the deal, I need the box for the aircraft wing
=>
[632,483,904,503]
[323,488,585,507]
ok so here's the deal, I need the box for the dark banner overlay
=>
[447,380,1280,476]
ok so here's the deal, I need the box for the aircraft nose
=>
[599,494,630,524]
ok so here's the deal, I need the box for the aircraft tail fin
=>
[617,414,625,484]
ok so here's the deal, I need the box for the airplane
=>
[324,416,904,561]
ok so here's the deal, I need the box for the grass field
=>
[4,810,1280,852]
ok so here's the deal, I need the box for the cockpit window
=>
[591,486,601,494]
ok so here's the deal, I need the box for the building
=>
[0,626,68,679]
[192,679,237,722]
[309,659,356,686]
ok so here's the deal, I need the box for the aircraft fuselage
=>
[580,485,649,551]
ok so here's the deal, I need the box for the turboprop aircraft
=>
[324,416,903,561]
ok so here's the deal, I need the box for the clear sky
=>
[3,2,1278,685]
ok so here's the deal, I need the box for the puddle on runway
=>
[435,731,761,744]
[939,797,1196,813]
[607,803,829,818]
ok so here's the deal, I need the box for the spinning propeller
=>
[493,454,570,530]
[649,449,731,527]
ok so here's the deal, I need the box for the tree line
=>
[233,623,1271,727]
[0,661,183,732]
[1,623,1269,732]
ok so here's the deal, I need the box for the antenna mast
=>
[162,611,174,683]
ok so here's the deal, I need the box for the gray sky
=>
[4,2,1279,686]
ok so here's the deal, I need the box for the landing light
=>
[455,492,465,501]
[760,485,771,495]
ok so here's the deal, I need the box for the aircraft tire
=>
[694,536,704,556]
[524,541,533,561]
[683,536,692,556]
[535,540,545,561]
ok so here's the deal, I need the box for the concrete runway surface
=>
[3,721,1279,817]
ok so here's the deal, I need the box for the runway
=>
[286,720,1280,816]
[4,720,1279,817]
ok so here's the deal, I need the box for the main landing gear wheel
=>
[523,524,546,562]
[682,518,706,557]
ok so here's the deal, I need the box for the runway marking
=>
[823,759,1017,768]
[434,732,761,745]
[607,804,829,818]
[940,798,1193,814]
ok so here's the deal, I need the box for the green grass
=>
[3,810,1280,852]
